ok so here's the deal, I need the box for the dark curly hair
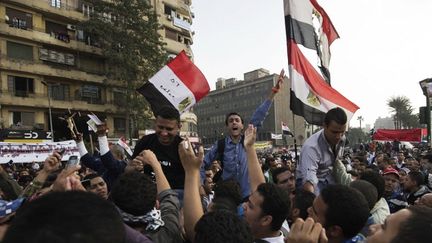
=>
[256,183,290,231]
[214,180,242,205]
[292,189,316,220]
[110,171,157,216]
[211,180,242,214]
[320,184,369,239]
[194,210,253,243]
[360,170,385,199]
[3,191,125,243]
[391,206,432,243]
[324,107,347,126]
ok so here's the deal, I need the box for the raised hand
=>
[285,218,328,243]
[74,133,83,143]
[43,151,62,173]
[52,164,81,192]
[178,138,204,173]
[139,150,160,168]
[243,124,257,148]
[96,123,108,137]
[125,158,144,173]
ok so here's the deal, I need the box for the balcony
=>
[0,57,106,84]
[0,22,102,55]
[163,37,193,56]
[3,0,86,22]
[163,0,193,19]
[172,15,191,32]
[0,90,123,114]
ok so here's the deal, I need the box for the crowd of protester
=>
[0,76,431,242]
[0,122,431,243]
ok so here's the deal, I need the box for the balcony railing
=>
[4,0,85,21]
[0,22,102,55]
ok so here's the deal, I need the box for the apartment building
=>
[0,0,195,141]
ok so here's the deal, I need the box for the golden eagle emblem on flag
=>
[306,91,321,107]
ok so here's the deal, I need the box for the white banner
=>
[271,133,283,140]
[0,140,79,163]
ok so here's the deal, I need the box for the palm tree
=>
[357,116,364,130]
[387,96,411,129]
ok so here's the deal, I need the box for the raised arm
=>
[249,69,284,127]
[21,151,61,198]
[179,138,204,241]
[244,124,265,192]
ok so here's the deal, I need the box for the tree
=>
[346,127,368,145]
[80,0,167,138]
[387,96,419,129]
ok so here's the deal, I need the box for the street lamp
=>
[41,81,54,141]
[419,78,432,147]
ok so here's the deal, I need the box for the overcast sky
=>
[190,0,432,127]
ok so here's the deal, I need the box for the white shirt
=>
[260,231,285,243]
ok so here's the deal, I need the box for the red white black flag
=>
[282,122,294,137]
[137,51,210,114]
[284,0,359,125]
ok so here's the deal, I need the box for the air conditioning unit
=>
[67,24,77,31]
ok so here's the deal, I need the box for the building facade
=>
[374,116,395,129]
[194,69,305,147]
[0,0,195,140]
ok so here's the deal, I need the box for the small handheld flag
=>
[137,51,210,115]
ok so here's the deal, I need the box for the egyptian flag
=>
[117,136,133,157]
[284,0,339,84]
[282,122,294,137]
[284,0,359,125]
[137,51,210,114]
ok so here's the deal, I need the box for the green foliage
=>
[80,0,167,137]
[346,127,368,144]
[387,96,419,129]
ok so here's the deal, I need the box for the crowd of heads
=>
[0,105,432,243]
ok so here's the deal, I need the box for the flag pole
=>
[292,114,298,162]
[89,133,94,155]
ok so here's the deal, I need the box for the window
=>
[51,0,61,8]
[114,118,126,132]
[11,111,35,126]
[8,76,34,97]
[6,8,32,30]
[184,38,192,45]
[78,55,105,74]
[82,4,94,17]
[49,83,69,101]
[113,89,127,106]
[80,85,102,104]
[46,21,70,42]
[40,48,75,66]
[7,41,33,60]
[164,5,175,15]
[165,28,177,41]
